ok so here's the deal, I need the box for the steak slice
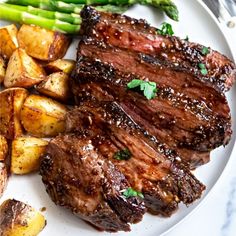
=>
[65,102,205,216]
[40,134,145,232]
[71,56,231,154]
[79,6,236,92]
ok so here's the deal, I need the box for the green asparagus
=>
[6,0,179,21]
[3,3,82,24]
[0,3,81,34]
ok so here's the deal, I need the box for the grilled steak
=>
[65,102,205,216]
[40,133,146,232]
[71,56,231,167]
[79,6,236,92]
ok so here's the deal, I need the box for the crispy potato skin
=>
[20,94,68,137]
[0,135,8,197]
[0,88,29,140]
[0,56,7,83]
[36,72,70,102]
[11,137,48,175]
[4,48,46,88]
[0,24,18,59]
[44,59,75,74]
[17,24,71,61]
[0,199,46,236]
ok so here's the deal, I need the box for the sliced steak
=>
[40,134,145,232]
[71,56,231,155]
[79,6,236,92]
[65,102,205,216]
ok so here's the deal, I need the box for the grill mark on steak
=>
[71,56,231,154]
[79,6,236,92]
[65,102,205,216]
[40,134,145,232]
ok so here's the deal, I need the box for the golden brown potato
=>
[17,24,71,61]
[44,59,75,74]
[11,137,48,175]
[21,94,68,137]
[4,48,46,88]
[0,135,8,197]
[0,56,7,83]
[0,88,29,140]
[36,72,71,102]
[0,199,46,236]
[0,24,18,59]
[0,135,8,162]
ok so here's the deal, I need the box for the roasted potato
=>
[21,94,68,137]
[36,72,70,102]
[0,135,8,197]
[17,24,71,61]
[4,48,46,88]
[0,56,7,83]
[11,137,48,175]
[0,24,18,59]
[44,59,75,74]
[0,199,46,236]
[0,88,29,140]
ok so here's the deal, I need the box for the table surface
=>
[166,5,236,236]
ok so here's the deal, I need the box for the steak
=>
[79,6,236,92]
[40,133,146,232]
[71,56,231,167]
[65,102,205,216]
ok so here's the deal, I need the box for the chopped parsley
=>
[114,148,131,161]
[127,79,157,100]
[201,46,210,55]
[184,35,189,41]
[157,22,174,36]
[122,187,144,199]
[198,63,208,75]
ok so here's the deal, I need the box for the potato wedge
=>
[4,48,46,88]
[11,137,48,175]
[0,199,46,236]
[21,94,67,137]
[17,24,71,61]
[36,72,70,102]
[0,135,8,197]
[0,56,7,83]
[0,24,18,59]
[44,59,75,74]
[0,88,29,140]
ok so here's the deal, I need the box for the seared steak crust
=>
[65,102,205,216]
[71,56,231,167]
[80,6,236,92]
[40,134,145,232]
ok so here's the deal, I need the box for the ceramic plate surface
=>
[1,0,236,235]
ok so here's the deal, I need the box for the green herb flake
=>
[202,46,210,55]
[198,63,208,75]
[114,148,132,161]
[127,79,157,100]
[157,22,174,36]
[122,187,144,199]
[184,35,189,41]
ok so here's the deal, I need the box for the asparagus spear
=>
[0,3,81,34]
[6,0,128,14]
[6,0,179,21]
[4,3,81,24]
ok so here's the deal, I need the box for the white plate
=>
[1,0,236,235]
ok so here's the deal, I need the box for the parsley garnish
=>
[114,148,131,160]
[122,187,144,198]
[127,79,157,100]
[184,35,189,41]
[157,22,174,36]
[201,46,209,55]
[198,63,208,75]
